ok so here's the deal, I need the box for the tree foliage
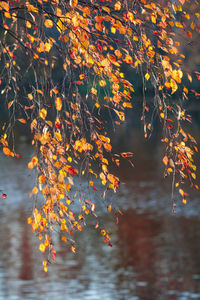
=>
[0,0,199,271]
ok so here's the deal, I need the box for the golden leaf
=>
[38,175,46,184]
[103,143,112,152]
[44,19,53,28]
[39,243,46,253]
[145,73,150,80]
[91,87,97,95]
[17,118,26,124]
[8,101,14,109]
[32,186,38,194]
[163,156,168,166]
[55,97,62,111]
[40,108,47,119]
[170,79,178,94]
[3,147,11,156]
[114,1,121,10]
[99,80,106,87]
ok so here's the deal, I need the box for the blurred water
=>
[0,137,200,300]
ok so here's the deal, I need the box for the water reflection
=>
[0,139,200,300]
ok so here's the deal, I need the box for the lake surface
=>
[0,134,200,300]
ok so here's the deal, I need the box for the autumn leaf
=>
[8,101,14,109]
[145,73,150,80]
[32,186,38,195]
[44,19,53,28]
[17,118,26,124]
[39,108,47,119]
[55,97,62,111]
[3,147,11,156]
[39,243,46,253]
[163,156,168,166]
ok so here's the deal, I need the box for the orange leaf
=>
[39,243,45,253]
[70,0,78,8]
[114,1,121,10]
[107,205,112,212]
[39,108,47,119]
[38,175,46,184]
[28,93,33,100]
[3,147,11,156]
[103,143,112,152]
[8,100,14,109]
[17,118,26,124]
[44,19,53,28]
[163,156,168,166]
[55,97,62,111]
[28,161,34,170]
[32,186,38,194]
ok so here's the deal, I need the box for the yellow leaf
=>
[160,112,165,119]
[102,6,110,13]
[26,3,38,13]
[40,108,47,119]
[115,50,122,57]
[26,21,32,28]
[54,132,62,141]
[38,175,46,184]
[191,173,196,180]
[3,147,11,156]
[61,236,67,242]
[44,19,53,28]
[39,243,46,253]
[190,22,195,30]
[57,19,67,33]
[104,143,112,152]
[0,2,9,11]
[71,246,76,253]
[91,87,97,95]
[165,82,171,89]
[114,1,121,10]
[125,55,133,64]
[28,161,34,170]
[114,110,125,121]
[32,186,38,194]
[28,93,33,100]
[145,73,150,80]
[163,156,168,166]
[172,69,183,83]
[107,173,119,187]
[111,27,116,34]
[187,74,192,82]
[79,74,86,80]
[37,89,43,95]
[175,22,183,28]
[99,80,106,87]
[55,97,62,111]
[170,79,178,94]
[107,205,112,212]
[182,198,187,204]
[70,0,78,7]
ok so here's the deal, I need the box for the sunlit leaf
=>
[44,19,53,28]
